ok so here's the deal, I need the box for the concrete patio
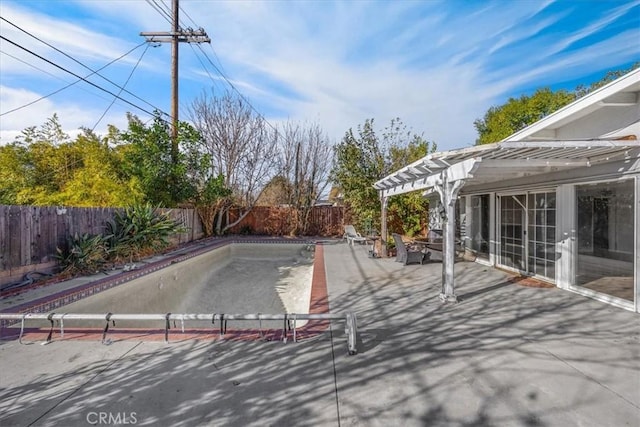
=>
[1,241,638,426]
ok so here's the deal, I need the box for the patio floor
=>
[0,240,638,426]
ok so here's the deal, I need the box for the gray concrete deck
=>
[1,241,638,426]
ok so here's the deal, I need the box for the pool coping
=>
[0,237,333,342]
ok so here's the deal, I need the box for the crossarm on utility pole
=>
[139,0,210,165]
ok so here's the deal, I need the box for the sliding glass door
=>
[500,195,526,271]
[499,191,556,280]
[527,192,556,279]
[575,180,634,302]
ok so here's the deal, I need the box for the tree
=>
[13,114,74,201]
[116,113,200,207]
[187,90,278,234]
[54,129,141,207]
[575,62,639,98]
[474,88,575,145]
[383,118,434,237]
[193,174,232,237]
[331,119,385,232]
[1,116,138,207]
[276,121,332,235]
[257,175,292,206]
[474,63,640,145]
[331,118,435,236]
[16,113,70,146]
[3,113,209,208]
[0,142,29,204]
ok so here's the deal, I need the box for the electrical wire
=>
[0,48,64,81]
[170,1,279,136]
[177,2,229,82]
[145,0,273,136]
[91,43,151,132]
[0,17,167,116]
[0,35,161,119]
[1,43,147,117]
[194,43,280,135]
[146,0,173,25]
[145,0,278,139]
[178,3,198,27]
[0,48,145,112]
[188,43,224,93]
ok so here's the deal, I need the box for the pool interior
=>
[5,243,317,333]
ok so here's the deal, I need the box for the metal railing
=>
[0,312,358,355]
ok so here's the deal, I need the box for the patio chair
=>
[392,233,427,265]
[344,225,367,245]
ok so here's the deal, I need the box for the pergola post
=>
[434,174,464,303]
[380,194,389,257]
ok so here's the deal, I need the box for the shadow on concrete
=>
[0,241,638,426]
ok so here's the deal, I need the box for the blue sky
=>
[1,0,638,150]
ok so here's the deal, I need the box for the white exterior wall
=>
[555,104,640,140]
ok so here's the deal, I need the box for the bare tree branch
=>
[187,90,278,234]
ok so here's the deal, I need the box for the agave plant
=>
[55,233,109,276]
[105,203,185,262]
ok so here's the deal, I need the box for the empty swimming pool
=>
[51,242,315,328]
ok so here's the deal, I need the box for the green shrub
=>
[105,203,185,262]
[55,204,185,277]
[55,233,108,276]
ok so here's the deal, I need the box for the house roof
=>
[505,68,640,142]
[375,69,640,198]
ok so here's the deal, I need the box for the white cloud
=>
[1,0,638,152]
[1,3,139,73]
[0,85,129,144]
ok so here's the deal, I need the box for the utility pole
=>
[140,0,210,165]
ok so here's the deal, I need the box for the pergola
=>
[373,139,639,302]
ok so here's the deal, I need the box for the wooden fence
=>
[227,205,346,236]
[0,205,204,285]
[0,204,345,285]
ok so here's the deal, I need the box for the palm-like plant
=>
[55,233,108,276]
[105,203,184,262]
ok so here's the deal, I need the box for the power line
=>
[91,43,151,132]
[0,46,153,110]
[178,3,198,27]
[167,3,281,137]
[168,4,279,134]
[188,43,223,92]
[0,16,167,117]
[5,43,152,188]
[146,0,276,138]
[146,0,173,25]
[177,2,230,84]
[0,48,63,81]
[148,0,282,141]
[1,43,147,117]
[194,43,280,135]
[140,0,210,164]
[0,35,161,119]
[157,0,174,18]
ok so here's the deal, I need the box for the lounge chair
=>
[392,233,428,265]
[344,225,367,245]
